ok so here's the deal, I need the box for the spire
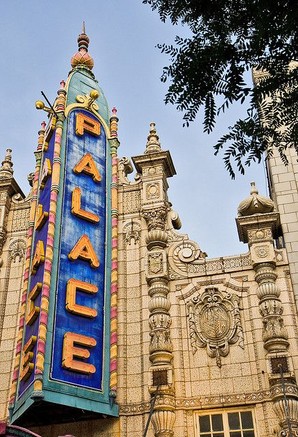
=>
[71,23,94,70]
[0,148,14,179]
[145,122,161,154]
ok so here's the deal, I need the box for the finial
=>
[238,181,274,216]
[0,148,14,179]
[71,25,94,70]
[250,181,258,195]
[110,107,119,138]
[82,21,86,34]
[145,122,161,154]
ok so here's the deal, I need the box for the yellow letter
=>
[75,113,100,137]
[35,204,49,230]
[73,153,101,183]
[66,278,98,318]
[62,332,96,374]
[71,187,100,223]
[26,282,42,325]
[32,240,45,274]
[20,335,37,381]
[68,234,100,268]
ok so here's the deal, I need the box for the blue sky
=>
[0,1,268,257]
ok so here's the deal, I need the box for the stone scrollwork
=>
[187,287,244,367]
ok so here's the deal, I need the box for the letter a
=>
[68,234,100,268]
[73,153,101,183]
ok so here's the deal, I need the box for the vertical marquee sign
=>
[51,109,107,389]
[10,100,118,423]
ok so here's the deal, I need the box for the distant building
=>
[1,29,298,437]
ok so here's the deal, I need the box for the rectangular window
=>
[197,410,255,437]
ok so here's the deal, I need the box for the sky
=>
[0,1,268,258]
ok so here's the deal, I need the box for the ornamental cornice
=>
[118,389,272,415]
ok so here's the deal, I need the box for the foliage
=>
[143,0,298,177]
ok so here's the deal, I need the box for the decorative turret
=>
[71,22,94,70]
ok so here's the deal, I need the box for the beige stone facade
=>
[1,37,298,437]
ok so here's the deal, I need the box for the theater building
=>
[1,29,298,437]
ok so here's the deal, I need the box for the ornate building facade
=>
[1,29,298,437]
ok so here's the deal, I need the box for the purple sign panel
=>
[18,120,55,397]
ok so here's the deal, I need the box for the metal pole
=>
[279,364,293,437]
[143,388,160,437]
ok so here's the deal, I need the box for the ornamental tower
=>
[9,25,119,425]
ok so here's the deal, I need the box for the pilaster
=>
[132,123,176,437]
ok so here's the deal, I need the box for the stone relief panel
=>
[187,287,244,367]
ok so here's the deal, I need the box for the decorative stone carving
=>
[123,221,141,245]
[123,190,141,214]
[149,313,173,354]
[118,157,133,183]
[255,264,289,352]
[143,206,168,231]
[145,182,161,200]
[9,239,26,262]
[187,287,244,367]
[148,252,163,274]
[146,251,167,278]
[151,408,175,437]
[11,208,29,232]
